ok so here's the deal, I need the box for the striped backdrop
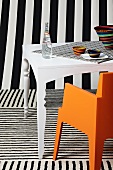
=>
[0,0,113,89]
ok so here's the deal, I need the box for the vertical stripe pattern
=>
[2,0,18,89]
[99,0,107,25]
[65,0,75,85]
[73,0,83,88]
[0,0,3,25]
[107,0,113,24]
[0,0,10,89]
[49,0,59,43]
[91,0,99,41]
[31,0,42,89]
[82,0,91,89]
[19,0,34,89]
[0,0,110,89]
[1,160,113,170]
[11,0,26,89]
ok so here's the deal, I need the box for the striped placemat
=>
[33,41,113,63]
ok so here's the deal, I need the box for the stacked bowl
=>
[72,46,86,55]
[94,25,113,49]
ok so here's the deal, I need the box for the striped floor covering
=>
[0,160,113,170]
[0,90,113,169]
[0,90,37,108]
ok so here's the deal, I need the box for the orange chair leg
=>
[89,136,104,170]
[53,117,63,160]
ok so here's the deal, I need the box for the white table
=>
[22,43,113,159]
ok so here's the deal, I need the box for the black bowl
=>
[87,49,101,58]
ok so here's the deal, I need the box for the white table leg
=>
[37,81,46,159]
[23,58,30,118]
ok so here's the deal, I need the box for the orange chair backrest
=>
[96,72,113,137]
[96,72,113,100]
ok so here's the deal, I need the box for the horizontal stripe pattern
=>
[0,109,113,160]
[0,160,113,170]
[0,89,113,163]
[0,0,112,89]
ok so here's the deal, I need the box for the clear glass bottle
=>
[42,22,52,59]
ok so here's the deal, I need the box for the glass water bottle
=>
[42,22,52,59]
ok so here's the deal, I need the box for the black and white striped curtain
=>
[0,0,113,89]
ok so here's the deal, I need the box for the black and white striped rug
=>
[0,89,113,169]
[1,160,113,170]
[0,89,37,108]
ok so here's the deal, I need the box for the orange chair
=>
[53,72,113,170]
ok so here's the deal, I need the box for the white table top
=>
[23,43,113,69]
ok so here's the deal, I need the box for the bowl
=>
[72,46,86,55]
[94,25,113,31]
[94,25,113,49]
[87,49,101,58]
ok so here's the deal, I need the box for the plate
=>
[81,53,108,60]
